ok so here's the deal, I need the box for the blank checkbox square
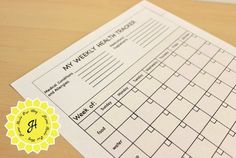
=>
[174,72,180,77]
[180,122,186,128]
[160,63,165,67]
[189,82,195,87]
[216,148,223,155]
[196,51,201,55]
[177,95,183,100]
[172,52,177,56]
[116,102,122,108]
[222,102,228,108]
[226,68,231,72]
[161,84,167,90]
[216,79,221,84]
[232,88,236,94]
[210,117,217,124]
[147,98,153,104]
[205,92,211,97]
[197,134,204,141]
[131,113,138,120]
[147,126,154,133]
[193,106,199,112]
[186,61,191,65]
[229,130,235,137]
[201,70,206,74]
[147,75,152,79]
[219,49,224,53]
[163,110,169,116]
[164,139,172,146]
[132,87,138,93]
[211,59,216,63]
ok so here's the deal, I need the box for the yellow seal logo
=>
[5,99,60,153]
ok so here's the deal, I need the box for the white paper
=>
[12,1,236,157]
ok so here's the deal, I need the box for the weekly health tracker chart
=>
[12,1,236,158]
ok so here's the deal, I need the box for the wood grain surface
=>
[0,0,235,157]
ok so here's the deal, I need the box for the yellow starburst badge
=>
[5,99,60,154]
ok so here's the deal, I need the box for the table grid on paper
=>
[74,29,236,158]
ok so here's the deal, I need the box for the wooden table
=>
[0,0,235,157]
